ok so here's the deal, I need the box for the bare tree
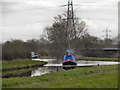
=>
[44,13,87,59]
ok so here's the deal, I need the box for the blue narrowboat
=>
[62,50,77,65]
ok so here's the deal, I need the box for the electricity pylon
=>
[103,28,111,40]
[103,28,112,48]
[67,0,76,49]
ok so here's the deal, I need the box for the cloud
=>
[1,0,118,42]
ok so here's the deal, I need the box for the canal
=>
[2,59,119,78]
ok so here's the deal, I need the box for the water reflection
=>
[62,65,76,71]
[2,66,77,78]
[31,66,62,77]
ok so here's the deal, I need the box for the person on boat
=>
[65,52,68,55]
[71,53,75,57]
[65,49,75,57]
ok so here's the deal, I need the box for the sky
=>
[1,0,119,42]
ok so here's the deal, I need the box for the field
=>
[2,65,118,88]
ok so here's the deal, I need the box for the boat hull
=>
[62,60,77,65]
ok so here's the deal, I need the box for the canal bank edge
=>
[2,61,48,72]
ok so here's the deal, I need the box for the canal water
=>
[2,59,119,78]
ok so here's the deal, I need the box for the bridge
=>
[84,48,119,52]
[103,48,119,52]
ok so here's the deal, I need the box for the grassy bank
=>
[40,56,56,59]
[77,57,118,61]
[2,67,37,78]
[2,65,118,88]
[2,60,47,70]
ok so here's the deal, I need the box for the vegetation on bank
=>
[2,67,37,77]
[2,65,118,88]
[2,60,47,70]
[40,56,56,59]
[77,57,118,61]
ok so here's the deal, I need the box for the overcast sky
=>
[1,0,119,42]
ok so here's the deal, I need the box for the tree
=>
[2,39,51,61]
[44,13,87,59]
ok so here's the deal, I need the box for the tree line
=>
[2,13,118,61]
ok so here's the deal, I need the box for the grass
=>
[2,65,118,88]
[2,60,47,70]
[77,57,118,61]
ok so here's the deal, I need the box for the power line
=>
[2,32,40,37]
[2,2,117,13]
[77,17,117,21]
[3,20,54,26]
[2,6,62,13]
[59,0,66,11]
[3,17,117,26]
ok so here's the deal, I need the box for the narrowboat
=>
[62,51,77,65]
